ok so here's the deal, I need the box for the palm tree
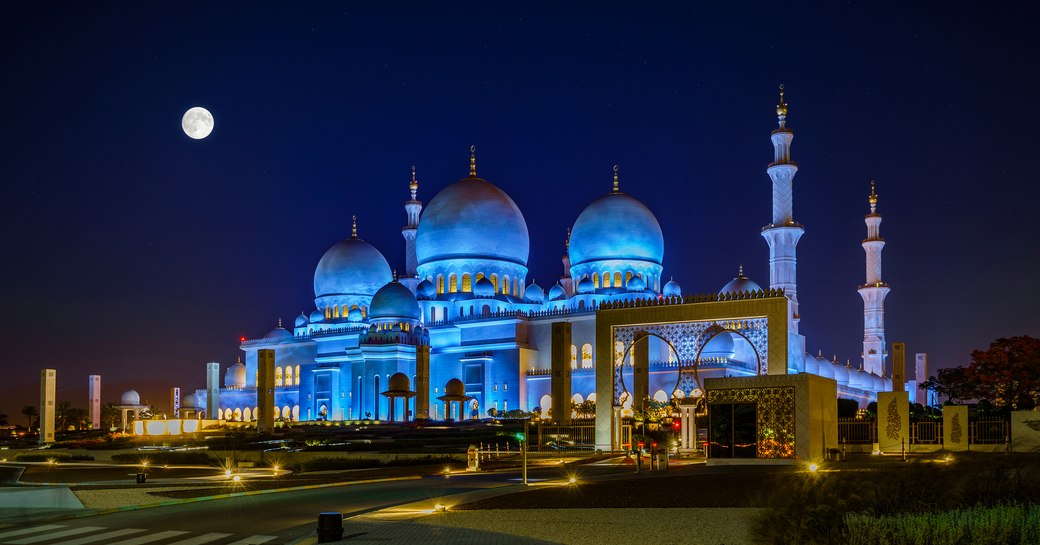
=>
[0,409,8,426]
[21,405,38,431]
[55,400,71,431]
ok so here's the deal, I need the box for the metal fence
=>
[839,417,1010,446]
[534,423,597,452]
[970,418,1009,444]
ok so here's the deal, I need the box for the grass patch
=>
[753,455,1040,544]
[845,504,1040,545]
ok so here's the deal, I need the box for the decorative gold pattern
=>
[708,386,796,459]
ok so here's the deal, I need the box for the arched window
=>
[243,407,251,422]
[513,278,519,297]
[449,274,458,293]
[592,272,599,288]
[490,274,498,291]
[361,305,367,318]
[475,272,485,282]
[653,390,668,403]
[325,307,331,319]
[501,275,509,294]
[614,272,623,287]
[295,365,301,385]
[578,300,586,310]
[582,343,593,369]
[481,304,491,316]
[284,366,293,386]
[625,271,633,286]
[571,345,578,369]
[292,405,300,421]
[282,406,291,420]
[332,306,340,318]
[233,408,242,421]
[603,271,612,288]
[461,274,472,292]
[342,304,349,317]
[275,367,283,387]
[437,274,445,294]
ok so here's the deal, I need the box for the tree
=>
[967,336,1040,410]
[55,400,72,432]
[0,409,8,426]
[21,405,38,431]
[922,366,976,405]
[572,399,596,419]
[101,402,120,430]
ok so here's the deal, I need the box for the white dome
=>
[121,390,141,406]
[225,362,246,388]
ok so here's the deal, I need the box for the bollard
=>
[136,473,146,484]
[317,512,343,543]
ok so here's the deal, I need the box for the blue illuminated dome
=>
[416,279,436,299]
[626,275,646,292]
[474,277,496,298]
[313,233,393,309]
[416,177,530,268]
[569,191,664,268]
[224,361,246,388]
[309,309,324,323]
[548,283,567,300]
[719,267,762,295]
[294,313,309,328]
[369,280,421,323]
[663,278,682,297]
[576,276,596,294]
[524,282,545,303]
[263,324,293,341]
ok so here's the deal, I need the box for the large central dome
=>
[313,235,393,301]
[569,192,664,267]
[416,176,529,267]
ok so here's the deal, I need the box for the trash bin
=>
[136,473,147,484]
[658,453,668,471]
[317,512,343,543]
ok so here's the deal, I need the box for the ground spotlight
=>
[232,475,241,482]
[434,503,447,512]
[808,463,819,472]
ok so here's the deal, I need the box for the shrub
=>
[845,504,1040,545]
[14,453,74,462]
[110,451,215,466]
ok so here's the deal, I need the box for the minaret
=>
[760,84,804,332]
[401,166,422,294]
[560,227,573,296]
[858,181,890,376]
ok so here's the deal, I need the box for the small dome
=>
[416,176,530,267]
[369,281,420,321]
[832,362,850,385]
[444,378,465,396]
[309,309,324,323]
[548,284,567,301]
[627,275,646,292]
[263,325,293,341]
[804,354,819,374]
[347,307,363,322]
[313,236,393,302]
[121,390,141,406]
[524,282,545,303]
[225,361,246,388]
[576,276,596,294]
[416,279,436,299]
[388,372,411,391]
[182,393,200,409]
[294,313,309,327]
[663,278,682,297]
[474,277,496,297]
[569,191,664,267]
[720,266,762,295]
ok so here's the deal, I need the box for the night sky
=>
[3,2,1038,414]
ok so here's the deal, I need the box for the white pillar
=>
[88,375,101,430]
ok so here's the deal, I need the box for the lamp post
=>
[516,419,529,485]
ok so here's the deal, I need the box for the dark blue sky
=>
[3,2,1037,412]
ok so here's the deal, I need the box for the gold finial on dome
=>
[868,180,878,212]
[612,164,620,192]
[277,318,283,328]
[738,263,744,276]
[351,215,357,239]
[469,145,477,177]
[565,227,571,249]
[409,165,418,200]
[776,83,788,117]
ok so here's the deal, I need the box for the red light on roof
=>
[239,336,246,342]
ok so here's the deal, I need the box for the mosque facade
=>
[193,89,894,424]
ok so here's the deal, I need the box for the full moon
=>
[181,107,214,139]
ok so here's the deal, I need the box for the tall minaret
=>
[760,84,804,332]
[858,181,890,376]
[560,227,573,296]
[400,166,422,295]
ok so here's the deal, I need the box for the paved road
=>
[0,465,603,545]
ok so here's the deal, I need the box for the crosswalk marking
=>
[6,526,104,545]
[55,528,148,545]
[0,526,66,540]
[164,533,232,545]
[105,531,190,545]
[225,536,278,545]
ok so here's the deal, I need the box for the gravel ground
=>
[414,508,765,545]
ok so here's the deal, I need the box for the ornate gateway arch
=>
[594,290,791,451]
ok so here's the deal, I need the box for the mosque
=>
[189,88,896,425]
